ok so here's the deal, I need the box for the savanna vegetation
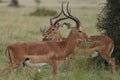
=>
[97,0,120,65]
[0,0,120,80]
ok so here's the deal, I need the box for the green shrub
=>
[96,0,120,64]
[29,8,57,16]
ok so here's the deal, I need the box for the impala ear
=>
[56,23,61,30]
[63,22,71,29]
[40,27,47,35]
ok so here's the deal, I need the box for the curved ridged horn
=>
[53,17,68,26]
[40,27,46,35]
[50,12,62,25]
[53,2,68,26]
[62,2,80,28]
[67,2,80,27]
[50,3,64,25]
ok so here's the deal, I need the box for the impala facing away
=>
[42,3,116,74]
[0,4,87,80]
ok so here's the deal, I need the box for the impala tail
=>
[5,48,12,63]
[109,42,114,57]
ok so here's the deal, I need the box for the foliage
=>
[8,0,19,7]
[29,8,57,16]
[96,0,120,63]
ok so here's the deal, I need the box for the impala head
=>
[42,3,68,41]
[63,22,86,42]
[64,2,91,40]
[40,27,47,36]
[42,23,63,41]
[42,2,90,41]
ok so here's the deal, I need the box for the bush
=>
[29,8,57,16]
[96,0,120,64]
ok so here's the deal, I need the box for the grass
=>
[0,0,120,80]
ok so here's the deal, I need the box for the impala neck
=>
[55,30,63,40]
[65,31,79,54]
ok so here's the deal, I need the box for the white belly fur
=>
[24,60,48,67]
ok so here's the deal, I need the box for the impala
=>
[42,2,116,74]
[0,4,87,80]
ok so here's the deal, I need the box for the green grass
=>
[0,0,120,80]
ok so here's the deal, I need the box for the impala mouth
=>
[43,36,49,39]
[42,36,49,41]
[43,36,55,41]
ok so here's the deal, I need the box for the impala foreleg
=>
[52,61,58,80]
[64,53,74,72]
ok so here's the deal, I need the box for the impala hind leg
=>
[101,54,116,73]
[0,64,19,76]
